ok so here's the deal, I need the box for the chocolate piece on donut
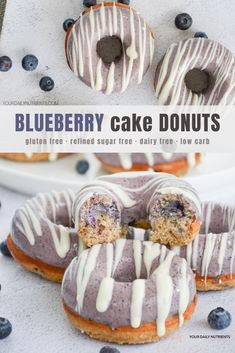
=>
[72,172,201,247]
[154,38,235,105]
[173,202,235,291]
[62,240,197,344]
[95,153,201,175]
[65,2,154,94]
[8,190,85,282]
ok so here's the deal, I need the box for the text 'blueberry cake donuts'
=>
[65,2,154,94]
[72,172,202,247]
[154,38,235,105]
[96,152,201,175]
[7,190,85,282]
[62,239,197,344]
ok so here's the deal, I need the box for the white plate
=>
[0,153,235,195]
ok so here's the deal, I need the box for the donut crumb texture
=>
[79,194,127,247]
[149,194,197,247]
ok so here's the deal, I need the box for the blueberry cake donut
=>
[0,153,67,162]
[173,202,235,291]
[72,172,201,247]
[154,38,235,105]
[7,190,85,282]
[65,2,154,94]
[96,153,201,175]
[62,240,197,344]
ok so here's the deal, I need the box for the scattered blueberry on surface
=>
[208,308,232,330]
[0,56,12,72]
[194,32,208,38]
[22,55,39,71]
[76,160,90,175]
[175,13,193,30]
[100,346,120,353]
[63,18,75,32]
[117,0,130,5]
[0,318,12,340]
[83,0,97,8]
[0,241,12,257]
[39,76,55,92]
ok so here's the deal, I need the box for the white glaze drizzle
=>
[133,239,142,278]
[67,3,154,94]
[178,259,190,327]
[15,190,75,258]
[153,250,175,337]
[130,279,145,328]
[143,241,160,277]
[112,239,126,275]
[155,38,235,105]
[76,244,101,313]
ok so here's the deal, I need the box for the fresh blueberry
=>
[22,55,39,71]
[0,56,12,72]
[63,18,75,32]
[100,347,120,353]
[39,76,54,92]
[76,160,89,175]
[208,307,232,330]
[0,318,12,339]
[0,241,12,257]
[117,0,130,5]
[175,13,193,30]
[194,32,208,38]
[83,0,97,8]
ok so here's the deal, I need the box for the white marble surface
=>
[0,0,235,104]
[0,180,235,353]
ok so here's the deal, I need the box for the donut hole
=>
[96,35,123,65]
[185,68,210,94]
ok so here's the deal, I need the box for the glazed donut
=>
[154,38,235,105]
[7,190,85,282]
[0,153,67,162]
[173,202,235,291]
[65,2,154,94]
[62,239,197,344]
[96,153,201,175]
[72,172,201,247]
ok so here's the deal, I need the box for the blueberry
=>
[63,18,75,32]
[0,56,12,72]
[39,76,54,92]
[0,241,12,257]
[167,200,184,213]
[175,13,193,30]
[83,0,97,8]
[22,55,38,71]
[117,0,130,5]
[76,160,89,175]
[194,32,208,38]
[0,318,12,340]
[208,307,232,330]
[100,347,120,353]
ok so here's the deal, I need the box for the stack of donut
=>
[7,171,234,344]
